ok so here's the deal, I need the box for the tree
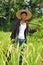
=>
[0,0,43,31]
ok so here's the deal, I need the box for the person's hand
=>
[36,24,41,30]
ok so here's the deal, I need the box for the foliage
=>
[0,0,43,28]
[0,17,43,65]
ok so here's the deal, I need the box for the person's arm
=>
[10,21,18,39]
[28,27,36,33]
[28,24,41,33]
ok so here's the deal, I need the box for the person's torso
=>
[18,22,26,39]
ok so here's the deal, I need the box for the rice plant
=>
[0,18,43,65]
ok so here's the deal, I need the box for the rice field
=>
[0,17,43,65]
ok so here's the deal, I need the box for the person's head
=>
[20,12,27,20]
[16,10,32,20]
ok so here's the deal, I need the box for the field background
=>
[0,17,43,65]
[0,0,43,65]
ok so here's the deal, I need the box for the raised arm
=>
[27,22,41,33]
[28,26,37,33]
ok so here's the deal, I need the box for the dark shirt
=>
[10,20,36,41]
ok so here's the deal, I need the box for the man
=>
[10,10,41,65]
[11,9,41,45]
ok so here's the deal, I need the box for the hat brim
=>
[16,10,32,20]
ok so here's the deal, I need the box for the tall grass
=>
[0,17,43,65]
[0,35,43,65]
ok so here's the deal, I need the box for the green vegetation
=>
[0,17,43,65]
[0,0,43,65]
[0,0,43,31]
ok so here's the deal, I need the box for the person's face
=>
[21,13,27,20]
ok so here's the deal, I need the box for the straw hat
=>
[16,10,32,20]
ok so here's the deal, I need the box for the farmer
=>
[10,10,41,65]
[11,10,41,44]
